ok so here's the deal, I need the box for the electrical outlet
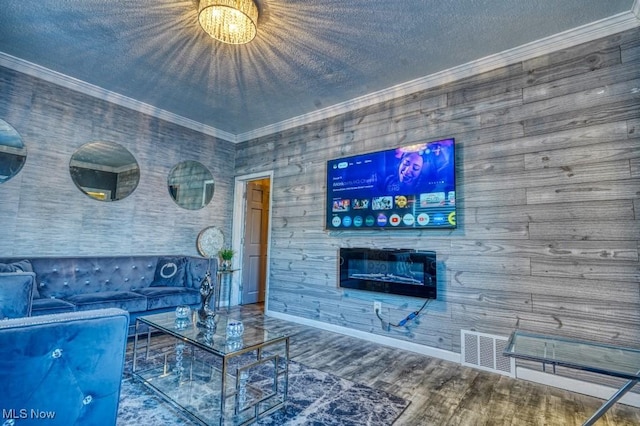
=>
[373,301,381,313]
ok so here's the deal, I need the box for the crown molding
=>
[0,53,237,143]
[1,7,638,145]
[236,8,640,143]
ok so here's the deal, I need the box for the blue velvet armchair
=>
[0,308,130,425]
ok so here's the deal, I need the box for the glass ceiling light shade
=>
[198,0,258,45]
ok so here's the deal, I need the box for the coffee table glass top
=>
[504,330,640,380]
[137,311,287,356]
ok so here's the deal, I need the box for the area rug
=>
[118,354,409,426]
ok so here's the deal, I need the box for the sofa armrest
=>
[0,271,36,319]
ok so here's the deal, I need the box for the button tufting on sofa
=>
[0,256,211,334]
[0,309,130,424]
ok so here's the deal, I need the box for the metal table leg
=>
[583,379,638,426]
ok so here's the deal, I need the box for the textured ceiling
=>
[0,0,637,140]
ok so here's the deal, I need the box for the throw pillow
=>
[0,259,33,273]
[0,272,34,319]
[0,259,39,298]
[150,257,186,287]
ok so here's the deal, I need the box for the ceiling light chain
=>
[198,0,258,45]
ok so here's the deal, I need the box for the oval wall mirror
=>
[0,119,27,183]
[168,160,214,210]
[69,141,140,201]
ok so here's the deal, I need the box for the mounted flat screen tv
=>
[326,138,456,230]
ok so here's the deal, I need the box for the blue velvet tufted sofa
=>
[0,255,213,330]
[0,308,129,425]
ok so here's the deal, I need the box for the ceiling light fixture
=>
[198,0,258,45]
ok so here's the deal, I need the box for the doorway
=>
[231,172,272,308]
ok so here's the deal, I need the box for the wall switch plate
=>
[373,301,381,313]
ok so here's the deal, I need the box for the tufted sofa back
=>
[0,256,211,299]
[33,256,157,298]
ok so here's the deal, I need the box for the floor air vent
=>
[460,330,515,377]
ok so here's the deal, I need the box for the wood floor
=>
[232,303,640,426]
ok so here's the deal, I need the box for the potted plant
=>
[218,248,235,270]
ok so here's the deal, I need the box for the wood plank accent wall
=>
[235,28,640,354]
[0,68,235,257]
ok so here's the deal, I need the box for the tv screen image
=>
[326,138,456,230]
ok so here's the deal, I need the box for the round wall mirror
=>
[69,141,140,201]
[0,119,27,183]
[168,160,214,210]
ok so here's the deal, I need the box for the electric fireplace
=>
[339,248,437,299]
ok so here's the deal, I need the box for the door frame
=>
[231,170,274,309]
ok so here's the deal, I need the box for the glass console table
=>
[216,269,238,311]
[504,330,640,426]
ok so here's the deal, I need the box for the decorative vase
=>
[220,259,232,271]
[226,320,244,339]
[175,305,191,319]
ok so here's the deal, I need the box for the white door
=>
[241,179,269,304]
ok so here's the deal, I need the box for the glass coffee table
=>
[132,311,289,426]
[504,330,640,426]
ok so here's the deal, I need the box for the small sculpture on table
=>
[197,269,217,331]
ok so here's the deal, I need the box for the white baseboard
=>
[517,367,640,408]
[265,309,460,363]
[266,309,640,409]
